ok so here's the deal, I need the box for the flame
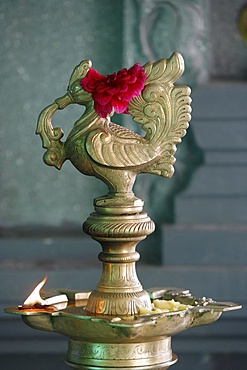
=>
[23,276,47,306]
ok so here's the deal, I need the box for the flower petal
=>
[111,96,129,114]
[93,91,112,105]
[94,101,113,118]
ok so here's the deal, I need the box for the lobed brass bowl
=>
[5,288,241,370]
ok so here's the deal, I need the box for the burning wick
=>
[18,276,57,311]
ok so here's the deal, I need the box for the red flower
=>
[80,63,146,118]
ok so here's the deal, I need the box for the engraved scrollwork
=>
[36,94,72,169]
[67,337,173,367]
[83,219,155,239]
[97,263,141,288]
[83,212,155,240]
[86,290,151,316]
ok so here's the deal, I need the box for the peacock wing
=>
[85,122,159,168]
[128,52,191,178]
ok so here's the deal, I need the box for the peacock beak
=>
[55,92,73,110]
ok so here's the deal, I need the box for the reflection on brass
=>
[18,303,57,312]
[5,52,241,370]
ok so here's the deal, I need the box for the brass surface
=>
[5,288,241,369]
[65,337,175,368]
[83,210,154,315]
[36,53,191,189]
[36,52,191,317]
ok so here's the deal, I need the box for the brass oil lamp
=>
[5,52,241,370]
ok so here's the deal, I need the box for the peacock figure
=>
[37,52,191,209]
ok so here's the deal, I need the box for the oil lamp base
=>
[5,287,241,370]
[64,337,178,370]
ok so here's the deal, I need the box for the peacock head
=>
[67,79,92,106]
[66,60,93,107]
